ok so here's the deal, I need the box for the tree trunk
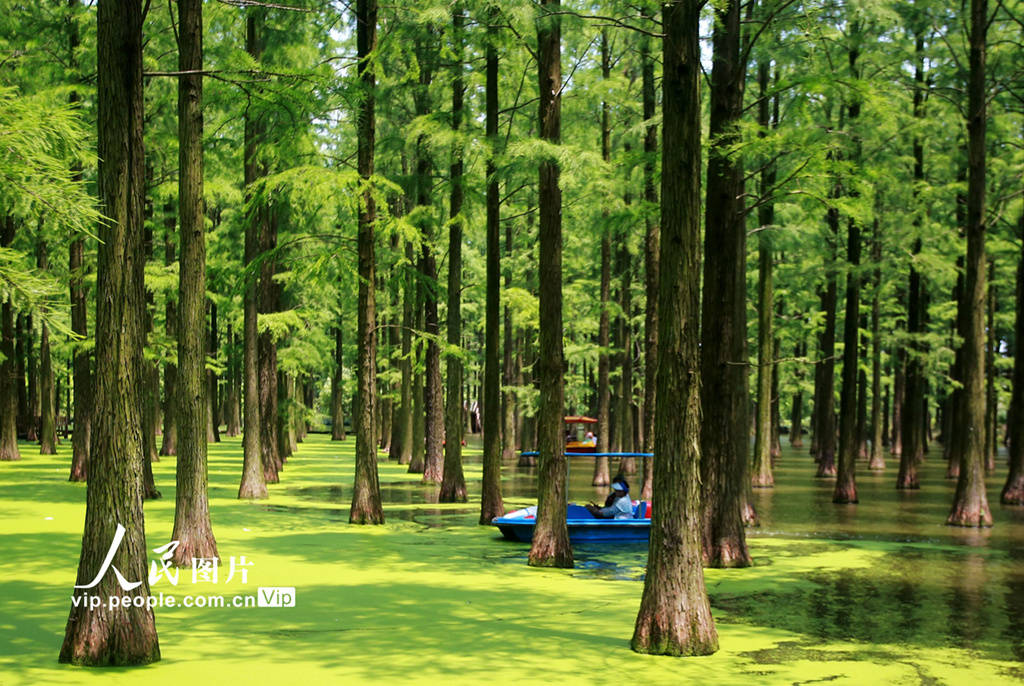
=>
[947,0,992,527]
[331,326,347,441]
[208,300,220,443]
[594,29,612,488]
[869,224,885,471]
[984,261,997,472]
[699,0,751,567]
[480,9,504,522]
[224,325,240,437]
[171,0,219,563]
[66,0,89,478]
[349,0,384,524]
[37,241,57,454]
[899,232,926,486]
[752,59,775,489]
[258,209,280,483]
[632,0,717,655]
[160,208,178,456]
[0,218,19,462]
[834,215,861,504]
[60,0,159,663]
[814,189,840,477]
[238,10,268,500]
[440,5,467,503]
[1000,210,1024,503]
[640,20,658,502]
[528,0,572,569]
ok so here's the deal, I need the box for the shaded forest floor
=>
[1,433,1022,684]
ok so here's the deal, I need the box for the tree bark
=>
[699,0,751,567]
[947,0,992,527]
[60,0,159,663]
[632,0,717,655]
[528,0,572,569]
[349,0,384,524]
[171,0,218,564]
[814,185,840,477]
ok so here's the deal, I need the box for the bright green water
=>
[1,434,1022,684]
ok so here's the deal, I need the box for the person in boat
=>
[583,431,596,447]
[585,478,633,519]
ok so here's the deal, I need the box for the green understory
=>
[0,434,1021,685]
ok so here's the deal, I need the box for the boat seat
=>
[634,501,647,519]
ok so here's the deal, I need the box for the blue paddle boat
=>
[492,501,651,543]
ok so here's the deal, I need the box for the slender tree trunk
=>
[0,218,19,462]
[224,325,240,437]
[480,8,505,523]
[208,301,220,443]
[640,20,658,502]
[258,209,280,483]
[985,261,997,472]
[699,0,751,567]
[947,0,992,526]
[617,237,635,475]
[37,241,57,454]
[440,5,467,503]
[171,0,218,565]
[1000,210,1024,503]
[815,186,840,477]
[834,40,863,504]
[66,0,89,478]
[349,0,384,524]
[331,326,347,441]
[594,29,612,488]
[632,0,717,654]
[528,0,572,569]
[238,10,268,500]
[60,0,159,663]
[790,343,805,448]
[752,59,775,489]
[899,123,926,486]
[160,208,178,456]
[869,227,885,471]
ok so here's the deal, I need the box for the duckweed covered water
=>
[0,434,1021,684]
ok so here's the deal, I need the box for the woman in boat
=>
[585,478,633,519]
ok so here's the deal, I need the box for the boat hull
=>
[492,504,650,543]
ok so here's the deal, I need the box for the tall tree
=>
[480,4,504,524]
[1001,210,1024,504]
[238,9,268,500]
[528,0,572,569]
[170,0,218,564]
[751,58,775,489]
[593,28,612,487]
[440,4,467,503]
[67,0,89,479]
[349,0,384,524]
[331,326,346,441]
[947,0,992,527]
[37,239,57,454]
[699,0,751,567]
[60,0,159,664]
[0,218,19,462]
[639,15,658,502]
[632,0,717,655]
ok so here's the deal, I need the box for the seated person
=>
[583,431,596,447]
[585,478,633,519]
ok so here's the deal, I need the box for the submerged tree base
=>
[946,505,993,527]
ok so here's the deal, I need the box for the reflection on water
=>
[284,439,1024,660]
